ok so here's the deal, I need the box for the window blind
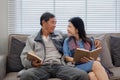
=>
[8,0,120,34]
[117,0,120,32]
[55,0,86,32]
[8,0,54,34]
[21,0,54,34]
[87,0,116,33]
[8,0,21,34]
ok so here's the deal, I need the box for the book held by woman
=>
[74,47,102,63]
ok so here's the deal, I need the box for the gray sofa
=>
[0,33,120,80]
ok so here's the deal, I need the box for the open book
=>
[27,51,42,62]
[73,47,102,63]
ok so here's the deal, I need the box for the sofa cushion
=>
[110,36,120,67]
[109,67,120,80]
[3,72,19,80]
[7,37,25,72]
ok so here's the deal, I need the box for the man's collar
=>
[34,29,57,42]
[34,29,43,42]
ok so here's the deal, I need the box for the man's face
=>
[42,18,56,33]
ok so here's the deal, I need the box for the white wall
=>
[0,0,8,55]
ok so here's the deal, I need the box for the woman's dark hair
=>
[40,12,55,26]
[68,17,92,44]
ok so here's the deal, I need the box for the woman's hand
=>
[80,57,95,63]
[94,39,102,48]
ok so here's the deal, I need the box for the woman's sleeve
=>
[63,38,70,56]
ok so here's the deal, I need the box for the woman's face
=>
[67,22,78,37]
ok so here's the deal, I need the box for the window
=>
[87,0,118,33]
[8,0,120,34]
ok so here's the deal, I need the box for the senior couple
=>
[20,12,109,80]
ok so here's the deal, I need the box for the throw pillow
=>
[110,36,120,67]
[7,37,25,72]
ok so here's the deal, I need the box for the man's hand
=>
[31,60,42,67]
[94,39,102,48]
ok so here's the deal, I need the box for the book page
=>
[90,47,102,60]
[74,48,90,63]
[27,51,42,62]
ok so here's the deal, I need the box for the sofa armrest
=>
[0,55,6,80]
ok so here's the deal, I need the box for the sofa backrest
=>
[8,34,29,54]
[102,33,120,68]
[8,33,120,69]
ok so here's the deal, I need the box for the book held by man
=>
[74,47,102,63]
[27,51,42,62]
